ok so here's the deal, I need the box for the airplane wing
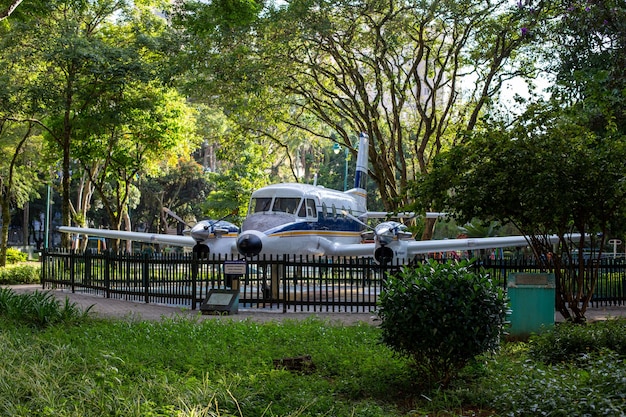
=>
[319,233,578,263]
[405,235,536,254]
[366,211,446,219]
[319,235,535,258]
[57,226,196,247]
[405,234,584,255]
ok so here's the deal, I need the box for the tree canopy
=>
[173,0,545,238]
[414,0,626,321]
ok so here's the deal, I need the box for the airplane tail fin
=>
[347,132,368,212]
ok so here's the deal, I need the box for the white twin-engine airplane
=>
[58,133,571,263]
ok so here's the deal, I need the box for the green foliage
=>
[550,0,626,137]
[377,259,508,387]
[0,263,40,284]
[458,343,626,417]
[0,288,90,327]
[0,308,625,415]
[0,317,406,416]
[462,325,626,417]
[528,319,626,364]
[415,101,626,321]
[5,247,27,264]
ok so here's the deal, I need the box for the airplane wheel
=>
[193,244,210,259]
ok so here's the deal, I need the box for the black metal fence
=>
[40,251,626,313]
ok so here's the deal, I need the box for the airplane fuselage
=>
[236,183,368,257]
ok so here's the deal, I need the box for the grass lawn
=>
[0,288,625,416]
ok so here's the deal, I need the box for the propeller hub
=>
[374,246,394,264]
[190,221,213,242]
[237,231,263,257]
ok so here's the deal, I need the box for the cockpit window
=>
[272,198,301,214]
[251,197,272,213]
[307,199,316,217]
[298,199,316,218]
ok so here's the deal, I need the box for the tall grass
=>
[0,287,91,327]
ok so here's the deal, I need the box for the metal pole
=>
[45,184,50,250]
[343,147,349,191]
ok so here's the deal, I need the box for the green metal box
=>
[507,272,555,338]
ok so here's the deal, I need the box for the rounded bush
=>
[0,264,41,284]
[377,259,508,387]
[6,248,27,264]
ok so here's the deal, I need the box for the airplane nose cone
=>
[237,232,263,257]
[190,221,212,242]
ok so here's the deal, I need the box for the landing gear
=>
[193,244,210,258]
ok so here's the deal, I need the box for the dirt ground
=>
[7,284,626,325]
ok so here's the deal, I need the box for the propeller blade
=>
[162,207,193,228]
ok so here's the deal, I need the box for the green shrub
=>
[6,248,27,264]
[529,319,626,363]
[0,264,40,284]
[492,350,626,416]
[377,259,508,387]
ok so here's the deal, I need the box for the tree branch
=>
[0,0,23,21]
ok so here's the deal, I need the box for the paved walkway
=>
[7,285,379,325]
[6,284,626,325]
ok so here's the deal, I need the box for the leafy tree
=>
[186,0,548,238]
[1,0,181,248]
[413,1,626,322]
[134,157,214,234]
[548,0,626,136]
[76,83,199,246]
[416,102,626,322]
[0,121,41,266]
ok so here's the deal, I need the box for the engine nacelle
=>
[371,221,413,264]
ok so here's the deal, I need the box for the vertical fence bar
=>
[282,257,287,313]
[191,253,198,310]
[68,250,74,293]
[104,252,111,299]
[190,254,197,310]
[41,249,47,287]
[142,253,149,304]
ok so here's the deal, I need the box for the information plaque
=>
[200,289,239,315]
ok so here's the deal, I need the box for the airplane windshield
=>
[272,198,301,214]
[252,198,272,213]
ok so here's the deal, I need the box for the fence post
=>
[191,253,198,310]
[40,249,47,288]
[84,250,91,288]
[142,253,150,304]
[104,252,111,299]
[191,253,199,310]
[282,255,287,313]
[70,250,75,293]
